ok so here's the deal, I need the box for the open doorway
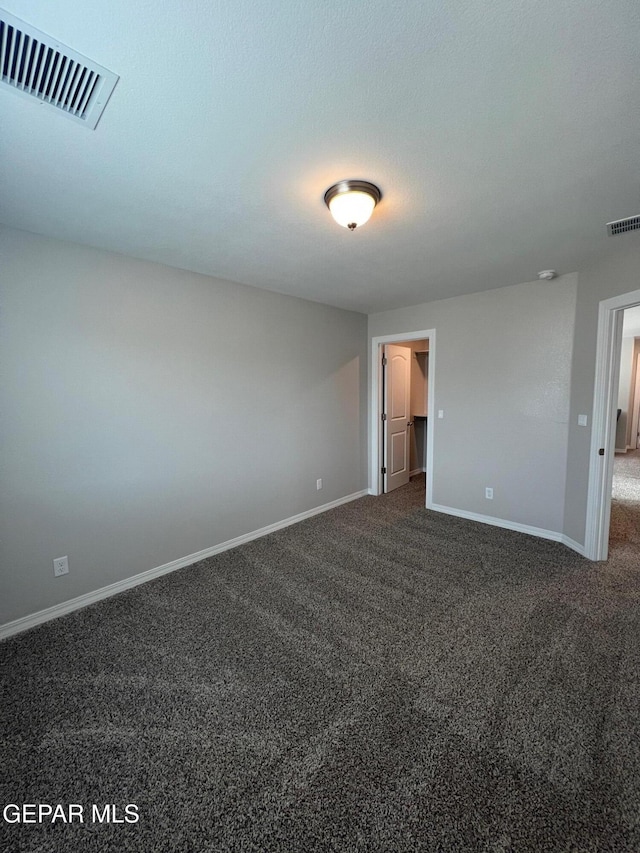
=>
[585,289,640,560]
[631,350,640,451]
[370,329,435,506]
[615,307,640,453]
[609,307,640,549]
[382,339,428,493]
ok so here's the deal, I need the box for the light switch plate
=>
[578,414,588,426]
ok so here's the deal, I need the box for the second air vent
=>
[607,215,640,237]
[0,9,118,129]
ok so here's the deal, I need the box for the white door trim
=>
[585,288,640,560]
[370,329,436,506]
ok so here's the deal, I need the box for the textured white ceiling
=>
[1,0,639,312]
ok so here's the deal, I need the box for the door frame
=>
[585,288,640,560]
[370,329,436,504]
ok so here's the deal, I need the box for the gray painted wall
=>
[0,227,368,626]
[563,232,640,545]
[369,274,578,534]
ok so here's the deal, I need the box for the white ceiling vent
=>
[607,215,640,237]
[0,9,118,129]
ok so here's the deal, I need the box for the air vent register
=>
[607,215,640,237]
[0,9,118,129]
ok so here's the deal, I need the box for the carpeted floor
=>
[2,474,640,852]
[610,449,640,547]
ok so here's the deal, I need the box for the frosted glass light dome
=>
[324,181,381,230]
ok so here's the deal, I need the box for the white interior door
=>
[383,344,411,493]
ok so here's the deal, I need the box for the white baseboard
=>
[429,503,564,544]
[429,504,588,557]
[560,535,587,556]
[0,489,369,641]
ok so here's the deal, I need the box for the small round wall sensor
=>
[538,270,557,280]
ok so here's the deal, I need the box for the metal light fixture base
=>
[324,180,382,230]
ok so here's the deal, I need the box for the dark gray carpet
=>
[2,476,640,852]
[610,449,640,548]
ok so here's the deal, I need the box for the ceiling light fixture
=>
[324,180,381,231]
[538,270,557,280]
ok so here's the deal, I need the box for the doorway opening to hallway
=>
[609,306,640,551]
[369,329,435,506]
[586,288,640,560]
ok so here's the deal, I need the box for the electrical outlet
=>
[53,556,69,577]
[437,410,444,419]
[316,478,323,490]
[485,487,493,500]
